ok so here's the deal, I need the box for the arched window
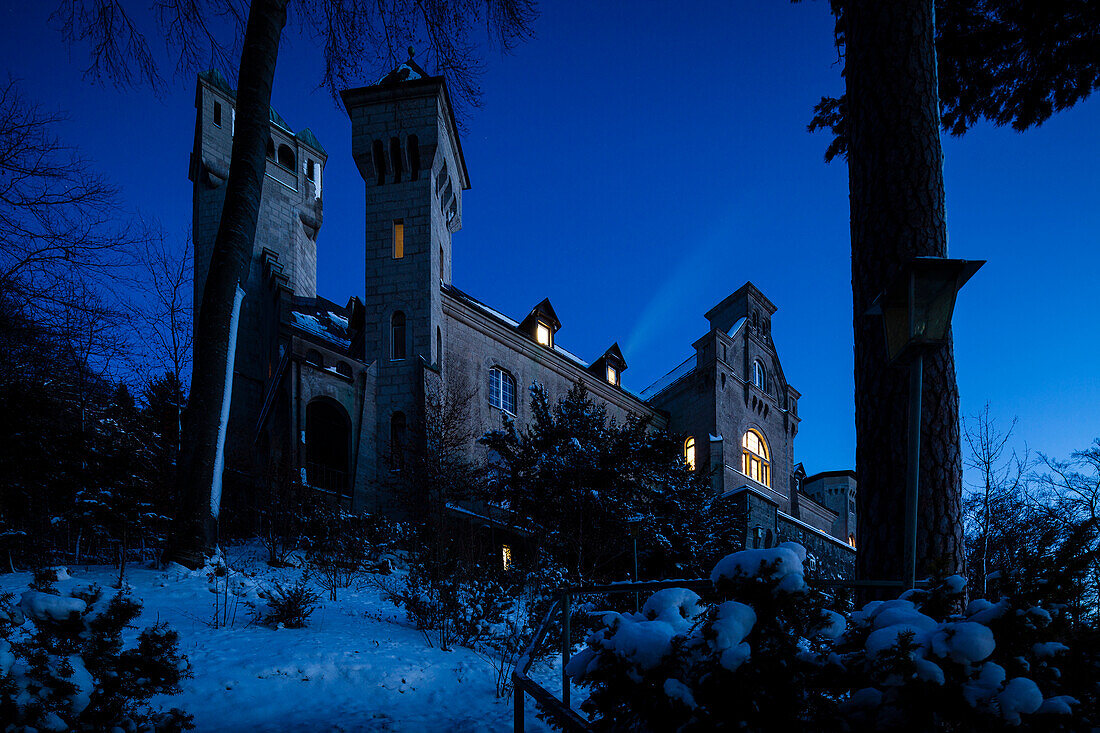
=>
[407,134,420,180]
[488,367,516,414]
[390,312,406,360]
[304,349,323,368]
[305,399,351,496]
[684,436,696,472]
[752,360,767,391]
[372,140,386,185]
[389,137,403,183]
[334,361,352,378]
[741,429,770,487]
[277,143,296,170]
[390,411,407,471]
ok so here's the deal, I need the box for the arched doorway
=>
[305,399,351,497]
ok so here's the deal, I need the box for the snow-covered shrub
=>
[0,580,192,731]
[568,543,1095,731]
[262,573,321,629]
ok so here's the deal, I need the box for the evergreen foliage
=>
[568,543,1097,731]
[480,381,715,581]
[0,581,192,730]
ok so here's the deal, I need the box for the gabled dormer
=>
[518,298,560,349]
[589,343,627,387]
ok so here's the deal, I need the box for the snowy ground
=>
[0,546,556,732]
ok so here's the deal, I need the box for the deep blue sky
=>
[2,1,1097,477]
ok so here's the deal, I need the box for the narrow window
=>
[213,101,222,127]
[848,534,857,548]
[372,140,386,185]
[306,159,315,181]
[390,412,407,471]
[439,246,445,279]
[684,436,696,471]
[390,137,403,183]
[391,311,406,360]
[606,364,618,386]
[488,367,516,414]
[752,360,767,391]
[407,134,420,181]
[501,544,514,571]
[392,220,404,259]
[266,138,275,160]
[436,327,443,366]
[535,321,552,348]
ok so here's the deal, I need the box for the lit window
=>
[741,429,770,487]
[752,360,766,391]
[502,544,514,570]
[393,220,404,259]
[535,321,552,347]
[488,367,516,414]
[684,436,696,471]
[606,365,618,385]
[848,534,857,549]
[390,311,406,360]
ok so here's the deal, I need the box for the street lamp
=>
[867,256,983,589]
[626,514,644,612]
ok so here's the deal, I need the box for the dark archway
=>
[305,398,351,497]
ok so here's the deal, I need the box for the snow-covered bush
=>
[567,543,1095,731]
[0,580,192,731]
[262,573,321,629]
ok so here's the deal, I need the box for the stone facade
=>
[189,63,856,568]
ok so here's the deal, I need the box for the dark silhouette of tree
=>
[52,0,537,566]
[842,0,965,584]
[807,0,1100,161]
[801,0,1098,587]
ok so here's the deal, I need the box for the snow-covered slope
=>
[1,549,554,732]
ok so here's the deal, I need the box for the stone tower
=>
[341,60,470,486]
[189,69,328,486]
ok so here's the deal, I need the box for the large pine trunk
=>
[166,0,289,567]
[845,0,965,585]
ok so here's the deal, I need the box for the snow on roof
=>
[290,311,351,348]
[640,354,696,400]
[728,316,747,335]
[553,344,588,368]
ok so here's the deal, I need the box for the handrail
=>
[512,575,930,732]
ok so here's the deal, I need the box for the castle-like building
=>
[188,63,855,569]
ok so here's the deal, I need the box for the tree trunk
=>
[166,0,289,568]
[845,0,965,586]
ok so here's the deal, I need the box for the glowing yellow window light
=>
[535,321,551,347]
[502,544,514,570]
[684,436,696,471]
[606,365,617,385]
[393,220,404,259]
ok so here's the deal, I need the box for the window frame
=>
[392,220,404,259]
[488,366,517,415]
[752,360,767,391]
[535,321,552,348]
[741,428,770,488]
[390,311,406,361]
[684,436,696,472]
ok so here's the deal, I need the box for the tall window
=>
[393,220,404,259]
[488,367,516,414]
[390,311,406,360]
[213,101,222,127]
[741,429,770,487]
[389,137,403,183]
[752,360,767,391]
[372,140,386,185]
[606,364,618,385]
[390,412,407,471]
[684,436,696,471]
[407,134,420,180]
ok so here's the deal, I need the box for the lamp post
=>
[626,514,643,612]
[867,257,983,589]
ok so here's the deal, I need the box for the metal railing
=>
[512,576,928,732]
[304,462,350,497]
